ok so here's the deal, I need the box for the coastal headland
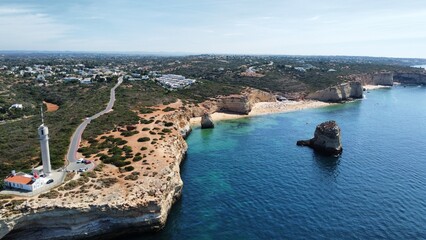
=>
[1,55,426,239]
[0,79,396,239]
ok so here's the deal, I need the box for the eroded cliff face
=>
[344,72,394,86]
[372,72,394,86]
[1,107,191,240]
[394,72,426,85]
[307,81,363,102]
[191,88,277,116]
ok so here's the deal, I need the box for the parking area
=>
[66,160,95,173]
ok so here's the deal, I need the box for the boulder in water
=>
[297,120,343,156]
[201,112,214,129]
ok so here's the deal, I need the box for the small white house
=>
[4,171,43,192]
[9,104,23,110]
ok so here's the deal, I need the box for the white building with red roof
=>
[4,171,43,192]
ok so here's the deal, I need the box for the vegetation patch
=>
[140,119,154,124]
[94,163,105,172]
[81,171,97,178]
[124,166,135,172]
[98,177,118,188]
[64,172,76,182]
[138,137,151,142]
[140,107,155,114]
[120,130,139,137]
[124,171,140,181]
[162,107,175,112]
[164,122,174,127]
[63,175,89,190]
[39,190,61,199]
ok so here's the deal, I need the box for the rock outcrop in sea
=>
[307,81,363,102]
[297,120,343,156]
[201,112,214,129]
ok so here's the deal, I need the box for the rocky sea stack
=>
[297,120,343,156]
[201,112,214,129]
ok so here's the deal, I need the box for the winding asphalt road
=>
[66,77,123,166]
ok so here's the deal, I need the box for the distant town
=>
[0,62,196,91]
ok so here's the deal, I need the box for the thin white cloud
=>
[0,5,71,49]
[307,16,321,21]
[0,7,29,15]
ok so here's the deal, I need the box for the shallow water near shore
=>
[129,85,426,239]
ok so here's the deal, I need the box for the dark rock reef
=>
[297,121,343,156]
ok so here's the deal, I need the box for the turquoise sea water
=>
[133,86,426,239]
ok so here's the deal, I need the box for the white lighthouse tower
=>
[38,107,52,176]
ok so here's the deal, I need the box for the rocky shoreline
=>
[0,104,191,239]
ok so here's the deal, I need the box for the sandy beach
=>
[363,85,392,90]
[190,100,334,125]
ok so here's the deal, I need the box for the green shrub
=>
[121,130,138,137]
[138,137,150,142]
[140,119,154,124]
[124,166,135,172]
[133,156,143,162]
[162,107,175,112]
[140,107,155,114]
[116,139,128,146]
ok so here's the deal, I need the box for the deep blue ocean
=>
[134,85,426,239]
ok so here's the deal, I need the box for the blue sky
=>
[1,0,426,58]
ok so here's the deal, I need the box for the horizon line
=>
[0,50,425,60]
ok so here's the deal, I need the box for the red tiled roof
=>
[5,175,33,185]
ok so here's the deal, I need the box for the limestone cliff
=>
[307,81,363,102]
[193,88,277,115]
[372,72,394,86]
[394,72,426,85]
[344,72,394,86]
[0,107,191,239]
